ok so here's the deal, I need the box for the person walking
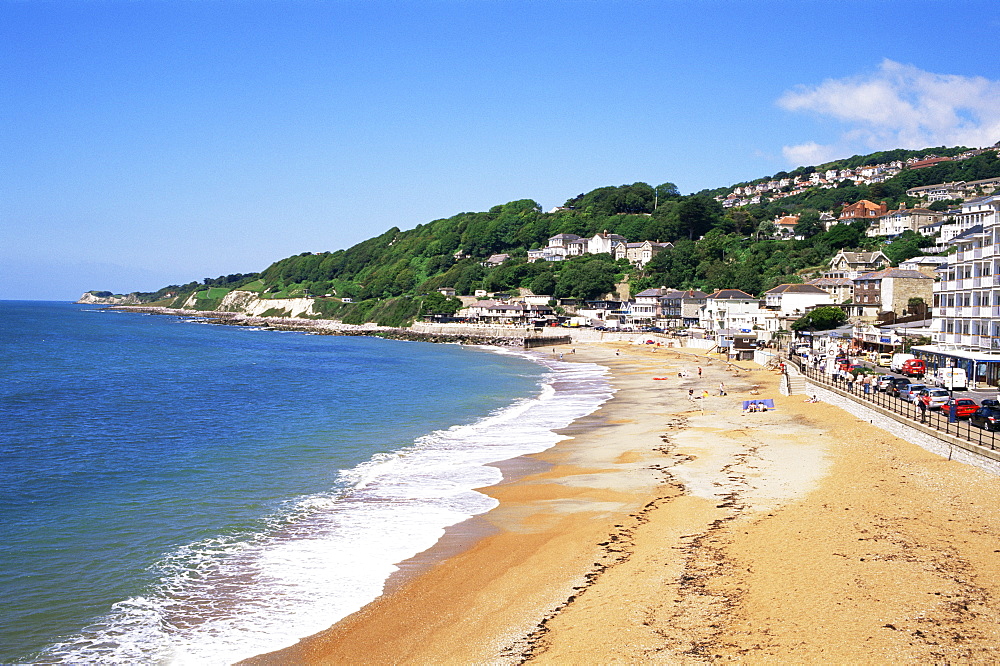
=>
[697,366,702,378]
[719,381,727,396]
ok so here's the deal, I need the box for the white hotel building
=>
[915,194,1000,387]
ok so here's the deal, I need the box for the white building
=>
[702,289,766,333]
[932,194,1000,352]
[588,230,627,255]
[913,194,1000,387]
[761,283,836,334]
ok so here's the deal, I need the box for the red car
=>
[945,398,979,418]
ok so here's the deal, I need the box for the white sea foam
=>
[37,351,612,665]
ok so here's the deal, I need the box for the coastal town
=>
[439,189,1000,387]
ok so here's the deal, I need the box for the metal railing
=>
[795,360,1000,451]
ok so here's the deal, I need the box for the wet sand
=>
[246,342,1000,664]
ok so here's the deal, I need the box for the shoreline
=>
[243,341,759,663]
[246,340,1000,663]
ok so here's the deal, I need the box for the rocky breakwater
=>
[105,306,530,347]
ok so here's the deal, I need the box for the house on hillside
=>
[964,176,1000,197]
[838,200,888,224]
[867,203,942,237]
[905,181,967,202]
[613,240,673,267]
[773,215,801,239]
[819,212,839,230]
[806,277,854,304]
[909,156,953,170]
[588,231,627,255]
[898,256,947,278]
[825,250,890,279]
[484,254,510,266]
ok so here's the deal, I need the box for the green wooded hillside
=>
[128,144,1000,322]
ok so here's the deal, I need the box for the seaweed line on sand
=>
[500,416,690,663]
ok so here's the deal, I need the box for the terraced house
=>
[866,203,942,237]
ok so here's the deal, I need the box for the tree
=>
[421,292,462,316]
[884,230,926,265]
[821,223,862,250]
[791,306,848,331]
[654,182,681,209]
[529,271,556,296]
[756,220,777,240]
[675,195,721,240]
[794,210,825,239]
[554,257,618,300]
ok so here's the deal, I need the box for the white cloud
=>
[778,60,1000,166]
[781,141,843,167]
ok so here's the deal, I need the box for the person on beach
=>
[698,366,702,377]
[719,381,727,396]
[701,389,709,399]
[688,389,695,401]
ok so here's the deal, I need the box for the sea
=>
[0,301,612,665]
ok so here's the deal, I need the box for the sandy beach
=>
[246,342,1000,664]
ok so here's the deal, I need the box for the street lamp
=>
[947,358,957,423]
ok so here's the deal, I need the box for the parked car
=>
[876,375,895,391]
[901,359,927,378]
[918,388,950,410]
[890,353,916,373]
[899,383,927,403]
[970,406,1000,431]
[945,398,979,419]
[887,377,911,397]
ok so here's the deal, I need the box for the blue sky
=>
[3,1,999,301]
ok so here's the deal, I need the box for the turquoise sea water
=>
[0,302,611,664]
